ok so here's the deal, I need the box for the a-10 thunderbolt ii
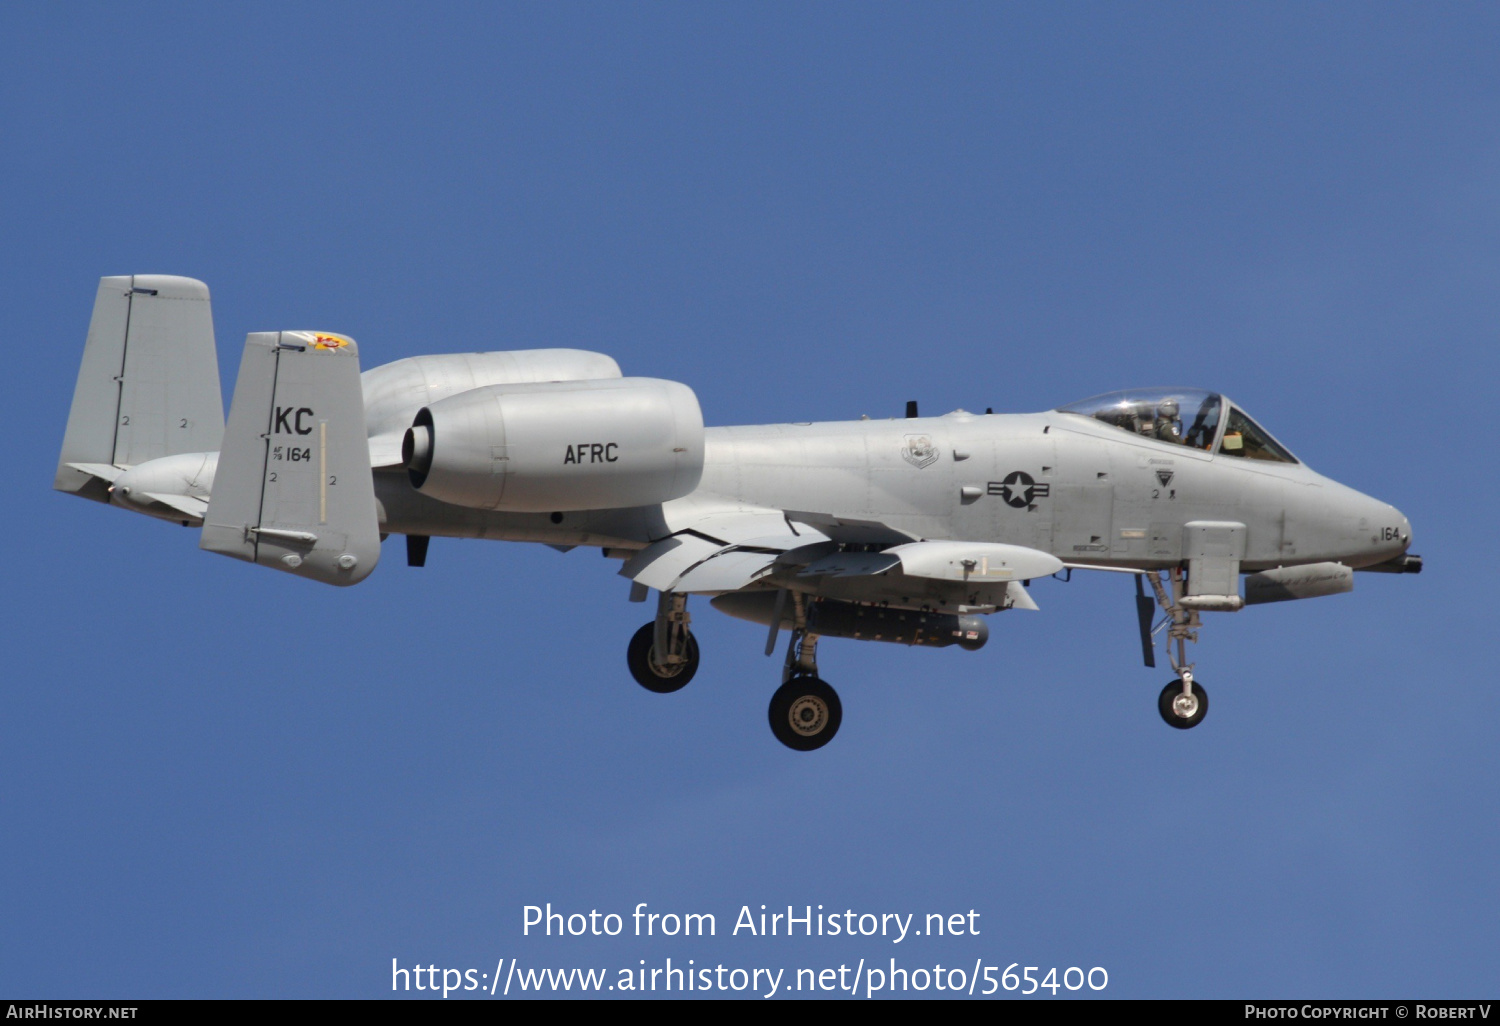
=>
[55,276,1421,750]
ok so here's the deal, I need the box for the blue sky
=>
[3,2,1497,998]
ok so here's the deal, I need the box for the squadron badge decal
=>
[901,434,938,469]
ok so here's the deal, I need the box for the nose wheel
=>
[1158,677,1208,729]
[768,675,842,751]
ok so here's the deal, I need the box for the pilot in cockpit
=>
[1062,389,1227,453]
[1153,398,1182,443]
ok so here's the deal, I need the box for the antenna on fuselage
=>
[905,400,918,418]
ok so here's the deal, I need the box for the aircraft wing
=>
[620,508,836,593]
[621,505,1060,598]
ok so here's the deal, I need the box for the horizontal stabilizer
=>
[106,451,217,525]
[64,462,124,485]
[200,332,379,586]
[143,492,209,520]
[366,430,406,469]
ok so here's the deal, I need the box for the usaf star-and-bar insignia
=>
[987,470,1050,510]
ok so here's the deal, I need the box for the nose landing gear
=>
[1141,569,1211,729]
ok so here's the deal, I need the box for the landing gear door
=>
[1183,520,1246,597]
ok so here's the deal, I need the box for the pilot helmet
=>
[1158,398,1180,419]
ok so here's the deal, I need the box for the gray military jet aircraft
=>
[55,276,1420,749]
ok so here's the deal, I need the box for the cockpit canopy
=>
[1055,388,1297,463]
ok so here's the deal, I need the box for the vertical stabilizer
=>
[200,332,380,587]
[55,275,224,501]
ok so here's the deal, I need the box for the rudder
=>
[200,332,380,587]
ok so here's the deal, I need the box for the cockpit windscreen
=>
[1056,389,1223,450]
[1218,406,1297,463]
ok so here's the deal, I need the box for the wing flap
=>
[621,513,837,594]
[671,549,780,593]
[620,534,725,592]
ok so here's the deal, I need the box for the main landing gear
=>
[765,592,842,751]
[627,592,700,693]
[769,674,842,751]
[1139,569,1210,729]
[627,589,844,751]
[765,611,842,751]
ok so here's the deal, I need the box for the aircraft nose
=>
[1368,498,1412,559]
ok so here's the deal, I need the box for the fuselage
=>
[371,407,1412,572]
[101,343,1410,572]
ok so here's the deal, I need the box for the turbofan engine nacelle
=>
[403,377,705,512]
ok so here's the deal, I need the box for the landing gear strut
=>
[1142,569,1210,729]
[627,592,699,693]
[768,592,842,751]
